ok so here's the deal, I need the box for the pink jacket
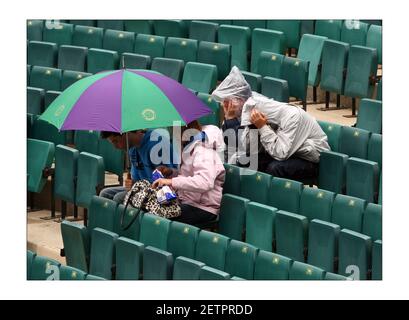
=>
[171,125,226,215]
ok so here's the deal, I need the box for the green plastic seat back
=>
[299,187,335,222]
[240,169,271,205]
[30,256,61,280]
[315,20,342,40]
[87,48,119,74]
[225,240,258,279]
[88,196,118,232]
[27,20,44,41]
[318,150,348,194]
[200,266,230,280]
[266,20,301,49]
[30,66,61,91]
[366,25,382,64]
[317,120,342,152]
[103,29,135,55]
[339,126,370,159]
[289,261,325,280]
[151,57,184,82]
[59,265,87,280]
[362,203,382,241]
[61,220,89,272]
[74,130,99,155]
[281,56,309,101]
[189,20,218,42]
[143,246,174,280]
[173,257,205,280]
[27,138,55,193]
[45,91,61,109]
[28,41,57,68]
[261,76,289,102]
[167,221,200,259]
[73,25,103,49]
[97,20,124,30]
[27,87,45,115]
[197,41,231,80]
[346,158,379,203]
[182,62,217,93]
[301,20,315,36]
[378,171,382,205]
[254,251,292,280]
[124,20,153,34]
[257,51,284,78]
[246,202,277,251]
[153,20,187,38]
[43,22,74,45]
[121,53,151,69]
[115,237,144,280]
[269,177,303,213]
[218,24,250,71]
[114,204,143,241]
[197,93,220,126]
[241,71,261,92]
[61,70,92,90]
[222,163,241,195]
[331,194,366,232]
[98,138,124,177]
[251,28,286,72]
[232,20,266,29]
[164,37,198,64]
[58,45,87,72]
[356,99,382,134]
[139,213,171,250]
[69,20,96,27]
[195,230,229,270]
[341,20,368,46]
[89,228,118,279]
[134,34,165,58]
[218,194,249,241]
[31,117,66,145]
[54,145,78,202]
[372,240,382,280]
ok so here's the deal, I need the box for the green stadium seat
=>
[182,62,217,93]
[75,152,105,209]
[103,29,135,55]
[197,41,231,80]
[223,164,241,195]
[195,230,229,270]
[73,25,104,49]
[153,20,188,38]
[164,37,197,64]
[378,172,382,205]
[44,90,61,110]
[218,194,249,241]
[30,255,61,280]
[124,20,153,34]
[27,64,31,82]
[27,250,36,279]
[256,51,283,78]
[318,151,348,194]
[366,25,382,64]
[61,220,89,272]
[261,76,289,102]
[98,138,124,179]
[54,145,78,206]
[97,20,124,31]
[89,228,118,279]
[143,246,174,280]
[43,22,74,45]
[85,274,106,280]
[31,117,67,145]
[225,240,258,279]
[289,261,325,280]
[197,93,220,126]
[58,45,87,72]
[317,120,342,152]
[115,237,144,280]
[253,250,292,280]
[200,266,230,280]
[251,28,286,72]
[121,53,151,69]
[29,66,61,91]
[301,20,315,36]
[88,196,117,232]
[341,20,368,47]
[240,169,271,204]
[356,99,382,134]
[268,177,303,213]
[87,48,119,74]
[372,240,382,280]
[308,219,340,272]
[376,78,382,101]
[167,221,200,259]
[331,194,366,233]
[241,71,261,92]
[139,213,171,251]
[325,272,349,280]
[338,229,371,280]
[218,25,250,71]
[246,202,277,251]
[362,203,382,241]
[27,20,43,41]
[339,126,370,159]
[59,265,87,280]
[299,187,335,222]
[275,210,308,262]
[74,130,99,155]
[27,113,34,138]
[134,34,165,58]
[61,70,91,90]
[266,20,301,50]
[315,20,342,40]
[208,20,232,25]
[69,20,96,27]
[27,138,55,193]
[189,20,218,42]
[281,57,309,110]
[232,20,266,30]
[346,158,379,203]
[27,87,45,115]
[173,257,205,280]
[151,57,184,82]
[28,41,57,68]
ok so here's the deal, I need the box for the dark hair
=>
[100,131,122,139]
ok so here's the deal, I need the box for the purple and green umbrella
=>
[39,69,212,132]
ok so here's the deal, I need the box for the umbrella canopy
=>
[39,69,212,133]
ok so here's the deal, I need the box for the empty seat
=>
[339,126,370,159]
[29,66,61,91]
[261,76,289,102]
[289,261,325,280]
[200,266,230,280]
[121,53,151,69]
[366,25,382,64]
[59,265,87,280]
[356,99,382,134]
[27,138,55,194]
[241,71,261,92]
[151,57,184,82]
[164,37,197,64]
[103,29,135,55]
[98,138,124,179]
[97,20,124,31]
[197,41,231,80]
[87,48,119,74]
[73,25,104,48]
[317,120,342,152]
[43,22,74,45]
[27,250,36,279]
[338,229,371,280]
[315,20,343,40]
[275,210,308,262]
[197,93,220,126]
[325,272,349,280]
[27,20,43,41]
[341,20,368,47]
[240,169,271,204]
[331,194,366,233]
[218,25,250,71]
[134,34,165,58]
[257,51,284,78]
[143,246,174,280]
[115,237,144,280]
[139,213,171,251]
[195,230,229,270]
[114,204,143,241]
[189,20,218,42]
[124,20,153,34]
[362,203,382,241]
[69,20,96,27]
[368,133,382,170]
[88,196,118,232]
[222,163,241,195]
[30,255,61,280]
[75,152,105,209]
[31,117,66,145]
[28,41,57,68]
[54,145,78,206]
[299,187,335,222]
[167,222,200,259]
[301,20,315,36]
[251,28,286,72]
[181,62,217,93]
[268,177,303,214]
[266,20,301,50]
[173,257,205,280]
[232,20,266,29]
[58,45,87,72]
[308,219,340,272]
[346,158,379,203]
[372,240,382,280]
[224,240,258,280]
[218,194,249,241]
[61,70,92,90]
[61,220,89,272]
[45,90,61,109]
[246,202,277,251]
[253,250,292,280]
[74,130,99,155]
[153,20,187,38]
[89,228,118,279]
[27,87,45,115]
[281,57,309,110]
[318,151,348,194]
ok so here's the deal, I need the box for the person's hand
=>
[152,178,173,189]
[124,178,134,190]
[250,109,267,129]
[223,100,238,120]
[156,165,174,178]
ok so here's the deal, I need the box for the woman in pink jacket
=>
[152,120,225,226]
